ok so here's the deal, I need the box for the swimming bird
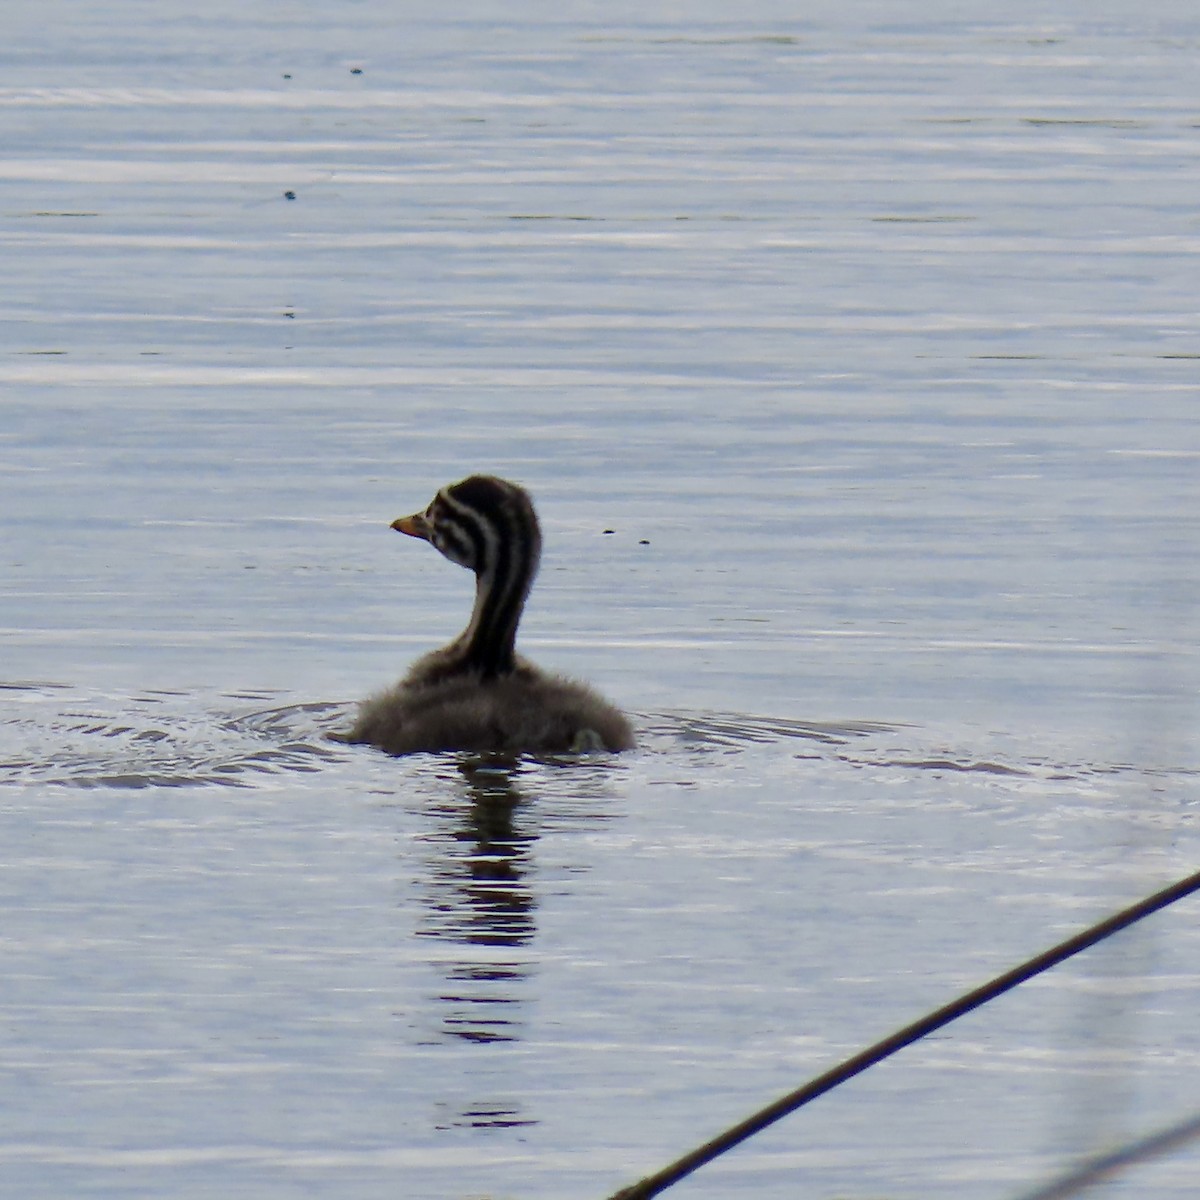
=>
[342,474,634,755]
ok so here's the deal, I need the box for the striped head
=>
[393,475,542,578]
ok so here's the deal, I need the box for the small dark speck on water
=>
[282,73,291,79]
[284,311,295,319]
[283,190,296,200]
[603,529,615,535]
[639,539,650,546]
[350,67,363,74]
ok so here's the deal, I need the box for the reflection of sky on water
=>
[1,3,1198,1196]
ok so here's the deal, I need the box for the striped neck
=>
[439,477,541,679]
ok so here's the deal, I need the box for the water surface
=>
[2,5,1198,1198]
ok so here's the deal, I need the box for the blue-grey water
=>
[2,5,1198,1198]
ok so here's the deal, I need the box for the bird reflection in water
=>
[416,755,536,1048]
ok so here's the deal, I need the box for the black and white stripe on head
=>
[425,476,535,568]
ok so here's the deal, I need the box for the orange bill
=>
[391,512,431,539]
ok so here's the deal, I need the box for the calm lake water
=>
[2,4,1198,1198]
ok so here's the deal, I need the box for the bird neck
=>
[456,544,538,679]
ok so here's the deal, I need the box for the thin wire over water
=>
[606,869,1200,1200]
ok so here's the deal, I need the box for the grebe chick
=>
[342,475,634,755]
